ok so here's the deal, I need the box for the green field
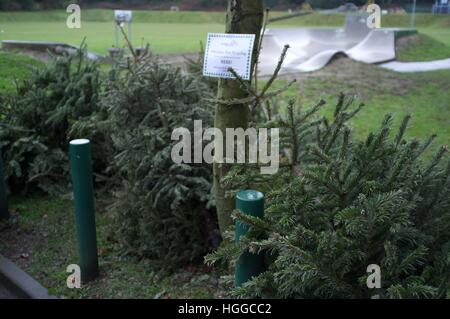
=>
[1,10,450,55]
[0,51,42,92]
[0,10,227,54]
[0,21,224,54]
[293,64,450,157]
[396,34,450,62]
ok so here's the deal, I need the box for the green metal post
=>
[235,190,265,287]
[0,149,9,221]
[69,139,99,282]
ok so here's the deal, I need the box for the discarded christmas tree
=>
[207,95,450,299]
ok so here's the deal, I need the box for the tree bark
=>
[214,0,264,235]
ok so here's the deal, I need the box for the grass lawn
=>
[396,34,450,62]
[273,58,450,158]
[422,27,450,47]
[1,11,450,55]
[0,51,43,92]
[0,196,228,299]
[0,10,227,54]
[0,21,224,54]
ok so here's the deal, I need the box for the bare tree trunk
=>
[214,0,264,235]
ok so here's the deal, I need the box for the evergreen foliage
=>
[0,43,218,270]
[0,47,103,194]
[104,55,216,269]
[206,95,450,299]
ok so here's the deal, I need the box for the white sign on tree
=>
[203,33,256,80]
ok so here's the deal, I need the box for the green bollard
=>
[235,190,265,287]
[0,148,9,221]
[69,139,99,282]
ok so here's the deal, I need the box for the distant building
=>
[432,0,450,14]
